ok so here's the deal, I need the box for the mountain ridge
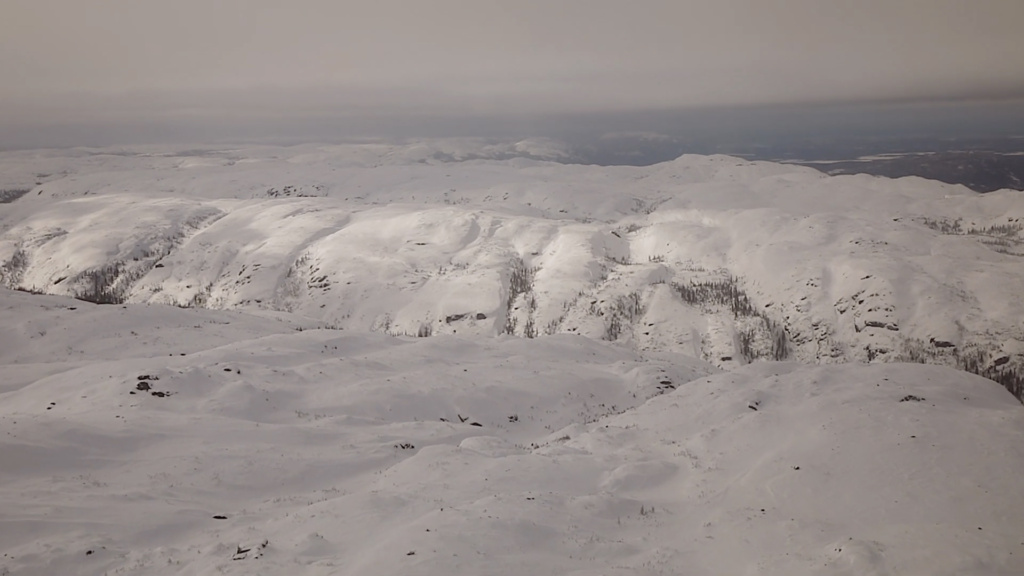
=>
[1,144,1022,400]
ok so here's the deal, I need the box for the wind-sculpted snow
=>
[1,288,1022,575]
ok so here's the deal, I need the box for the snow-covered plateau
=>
[1,141,1022,575]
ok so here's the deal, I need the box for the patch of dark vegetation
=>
[967,356,1023,405]
[673,276,757,317]
[600,291,646,342]
[672,276,789,362]
[918,217,1024,256]
[265,184,324,198]
[0,188,31,204]
[0,248,29,288]
[736,318,789,363]
[71,262,148,304]
[900,395,926,403]
[919,216,964,235]
[503,256,539,337]
[898,338,1023,404]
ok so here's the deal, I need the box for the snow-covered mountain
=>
[2,142,1022,390]
[2,141,1023,575]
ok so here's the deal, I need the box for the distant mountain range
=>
[795,151,1024,193]
[564,133,1024,193]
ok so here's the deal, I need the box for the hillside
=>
[2,143,1022,393]
[1,288,1023,575]
[1,142,1023,574]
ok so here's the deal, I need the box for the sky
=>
[2,0,1024,148]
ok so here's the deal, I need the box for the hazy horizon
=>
[2,0,1023,149]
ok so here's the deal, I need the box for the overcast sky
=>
[2,0,1023,146]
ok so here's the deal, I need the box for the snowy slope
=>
[2,289,1023,575]
[1,142,1023,574]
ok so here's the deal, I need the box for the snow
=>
[7,145,1017,368]
[1,141,1023,574]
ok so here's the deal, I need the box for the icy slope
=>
[2,144,1021,385]
[1,289,1022,575]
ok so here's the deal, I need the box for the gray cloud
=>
[2,0,1023,146]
